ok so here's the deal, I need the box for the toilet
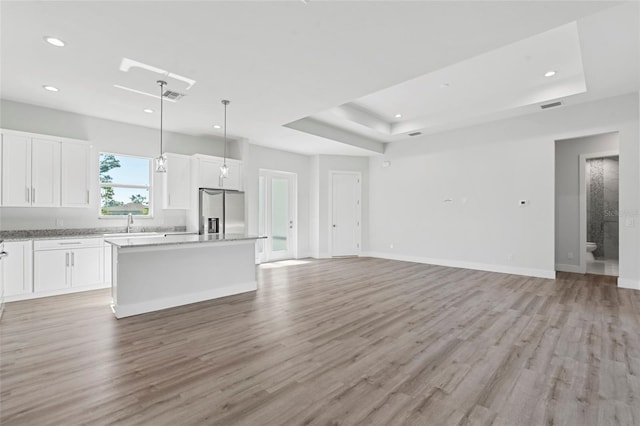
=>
[586,242,597,261]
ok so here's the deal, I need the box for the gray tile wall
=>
[586,157,618,259]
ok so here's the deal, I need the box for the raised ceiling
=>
[1,1,638,156]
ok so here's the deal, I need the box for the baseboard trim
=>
[360,252,555,279]
[555,263,584,274]
[5,282,110,303]
[112,281,257,319]
[618,278,640,290]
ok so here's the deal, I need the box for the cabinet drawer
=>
[34,238,104,251]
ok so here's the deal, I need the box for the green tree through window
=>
[99,153,151,216]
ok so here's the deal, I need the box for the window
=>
[99,153,152,217]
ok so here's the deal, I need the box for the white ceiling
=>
[1,1,638,156]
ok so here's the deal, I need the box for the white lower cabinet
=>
[34,238,104,293]
[2,241,33,297]
[34,249,69,292]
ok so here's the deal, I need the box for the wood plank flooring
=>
[1,257,639,425]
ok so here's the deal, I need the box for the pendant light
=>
[219,99,230,180]
[155,80,167,173]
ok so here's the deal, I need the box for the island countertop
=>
[105,233,265,248]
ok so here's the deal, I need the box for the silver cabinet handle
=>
[32,187,35,203]
[25,187,29,203]
[65,252,69,267]
[168,194,171,205]
[86,190,90,203]
[71,252,75,267]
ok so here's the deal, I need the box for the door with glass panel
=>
[258,170,297,262]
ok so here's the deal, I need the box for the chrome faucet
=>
[126,213,134,233]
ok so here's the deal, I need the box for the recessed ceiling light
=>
[143,109,154,114]
[545,70,556,77]
[44,36,65,47]
[43,85,59,92]
[213,124,222,129]
[394,114,402,119]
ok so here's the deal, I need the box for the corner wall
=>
[366,93,639,284]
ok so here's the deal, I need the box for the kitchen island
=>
[106,234,263,318]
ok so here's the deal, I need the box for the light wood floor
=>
[1,258,639,425]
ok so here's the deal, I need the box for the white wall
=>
[0,99,230,231]
[366,93,639,285]
[555,132,619,272]
[313,155,369,258]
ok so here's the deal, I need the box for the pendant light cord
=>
[222,99,230,167]
[158,80,166,156]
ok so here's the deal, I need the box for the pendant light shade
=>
[220,99,230,180]
[155,80,167,173]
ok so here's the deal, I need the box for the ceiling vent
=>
[163,90,186,101]
[408,131,422,137]
[540,101,563,109]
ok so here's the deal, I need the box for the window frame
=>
[98,152,154,219]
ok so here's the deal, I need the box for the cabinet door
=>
[34,250,69,292]
[2,241,33,297]
[31,138,61,207]
[61,142,90,207]
[70,247,103,287]
[198,157,223,188]
[1,133,31,207]
[223,161,242,190]
[163,154,191,209]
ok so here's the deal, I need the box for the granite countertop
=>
[0,227,188,242]
[105,233,265,248]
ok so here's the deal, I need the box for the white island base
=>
[108,235,259,318]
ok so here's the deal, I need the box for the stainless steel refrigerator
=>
[198,188,245,235]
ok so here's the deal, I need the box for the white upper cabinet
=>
[222,160,242,191]
[162,153,191,209]
[31,138,61,207]
[1,133,31,207]
[194,154,243,191]
[61,142,90,207]
[1,133,60,207]
[197,155,223,189]
[0,130,90,208]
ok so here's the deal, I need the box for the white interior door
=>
[259,170,297,262]
[331,172,361,257]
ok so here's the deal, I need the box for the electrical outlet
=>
[56,218,64,227]
[567,252,574,260]
[507,253,514,261]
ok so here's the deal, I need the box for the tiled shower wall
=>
[586,157,619,259]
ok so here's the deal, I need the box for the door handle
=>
[71,252,75,267]
[332,224,336,228]
[32,187,35,203]
[66,252,69,267]
[26,187,29,203]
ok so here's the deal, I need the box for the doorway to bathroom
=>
[581,153,619,276]
[554,132,620,277]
